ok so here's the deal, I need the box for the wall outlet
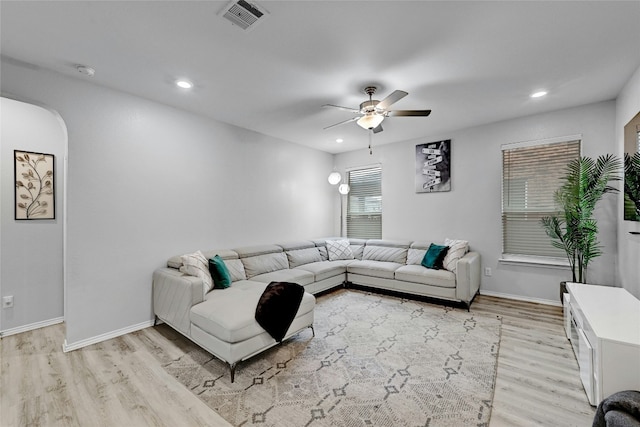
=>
[2,296,14,308]
[484,267,492,277]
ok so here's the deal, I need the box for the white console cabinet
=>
[565,283,640,406]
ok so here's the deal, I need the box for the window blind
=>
[502,138,580,258]
[347,166,382,239]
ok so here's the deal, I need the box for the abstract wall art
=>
[415,139,451,193]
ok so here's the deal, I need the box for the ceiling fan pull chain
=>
[369,130,373,155]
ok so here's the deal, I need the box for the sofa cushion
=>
[407,248,428,265]
[250,268,315,286]
[421,244,449,270]
[347,260,403,279]
[286,247,323,268]
[442,238,469,272]
[294,260,351,282]
[234,244,283,258]
[190,280,315,344]
[315,238,365,261]
[326,239,354,261]
[203,249,239,261]
[224,259,247,282]
[318,246,328,261]
[366,239,412,248]
[312,239,330,261]
[241,252,289,279]
[349,241,365,260]
[395,265,456,288]
[169,249,239,269]
[206,250,246,281]
[235,245,288,279]
[362,242,408,264]
[180,251,213,296]
[278,240,316,251]
[208,255,232,289]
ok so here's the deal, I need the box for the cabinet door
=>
[578,328,595,405]
[563,294,571,339]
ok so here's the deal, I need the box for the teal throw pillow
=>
[208,255,232,289]
[421,244,450,270]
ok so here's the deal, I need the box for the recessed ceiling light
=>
[336,138,344,143]
[530,91,548,98]
[176,79,193,89]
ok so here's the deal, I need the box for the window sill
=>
[499,255,570,270]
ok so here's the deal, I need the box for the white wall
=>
[0,97,66,334]
[616,65,640,299]
[1,61,334,347]
[334,101,618,304]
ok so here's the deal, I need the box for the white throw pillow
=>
[442,239,469,272]
[180,250,213,297]
[326,239,354,261]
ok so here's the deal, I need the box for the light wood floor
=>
[472,295,595,426]
[1,294,595,426]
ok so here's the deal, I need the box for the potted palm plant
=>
[541,154,621,285]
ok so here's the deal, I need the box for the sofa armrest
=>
[455,251,481,306]
[152,267,205,337]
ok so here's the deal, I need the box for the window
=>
[346,166,382,239]
[502,136,580,258]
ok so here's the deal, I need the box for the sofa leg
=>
[153,315,159,326]
[229,363,237,383]
[464,290,479,311]
[309,324,315,337]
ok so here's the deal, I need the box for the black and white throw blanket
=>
[255,281,304,342]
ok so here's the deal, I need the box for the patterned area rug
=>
[161,289,502,427]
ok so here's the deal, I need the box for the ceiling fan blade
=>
[372,124,383,134]
[322,104,360,113]
[376,90,408,111]
[323,116,360,130]
[387,109,431,117]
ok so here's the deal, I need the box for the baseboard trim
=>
[479,290,562,307]
[0,316,64,338]
[62,319,154,352]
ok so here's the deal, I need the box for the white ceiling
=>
[2,1,639,154]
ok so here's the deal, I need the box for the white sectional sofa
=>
[152,238,480,382]
[342,239,481,306]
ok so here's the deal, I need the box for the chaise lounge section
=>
[152,237,480,382]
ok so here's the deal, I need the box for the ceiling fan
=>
[322,86,431,134]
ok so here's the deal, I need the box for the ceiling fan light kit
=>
[323,85,431,136]
[357,114,384,130]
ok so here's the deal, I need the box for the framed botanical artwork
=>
[415,139,451,193]
[14,150,55,220]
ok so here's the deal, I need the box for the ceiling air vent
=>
[219,0,269,31]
